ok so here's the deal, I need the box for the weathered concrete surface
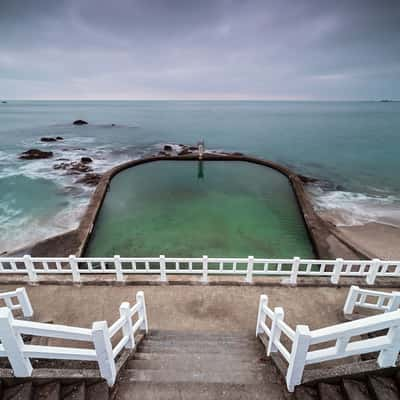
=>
[0,284,375,333]
[26,153,367,260]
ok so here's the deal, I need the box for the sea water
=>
[0,100,399,254]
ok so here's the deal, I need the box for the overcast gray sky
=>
[1,0,399,100]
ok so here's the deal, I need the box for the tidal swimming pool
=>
[85,161,315,258]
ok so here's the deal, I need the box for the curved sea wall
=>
[29,152,371,259]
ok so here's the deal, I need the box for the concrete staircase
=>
[295,372,400,399]
[115,330,286,399]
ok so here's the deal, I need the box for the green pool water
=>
[85,161,315,258]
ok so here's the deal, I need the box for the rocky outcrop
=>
[163,145,173,152]
[73,120,88,125]
[76,173,102,186]
[80,157,93,164]
[19,149,53,160]
[41,137,64,142]
[53,161,92,174]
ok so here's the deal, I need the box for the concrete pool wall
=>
[28,152,371,259]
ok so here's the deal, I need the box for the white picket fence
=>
[256,291,400,392]
[0,288,33,318]
[0,290,148,385]
[343,285,400,315]
[0,255,399,284]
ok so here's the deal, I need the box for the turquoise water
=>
[1,101,400,253]
[85,161,314,258]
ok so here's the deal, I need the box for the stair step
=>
[342,379,371,400]
[318,383,345,400]
[115,381,283,400]
[86,381,109,400]
[119,368,267,385]
[127,357,265,372]
[368,376,400,400]
[61,382,86,400]
[133,351,262,362]
[3,383,33,400]
[149,330,252,340]
[294,385,319,400]
[146,335,255,344]
[33,382,61,400]
[137,343,261,355]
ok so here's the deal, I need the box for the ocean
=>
[1,100,400,254]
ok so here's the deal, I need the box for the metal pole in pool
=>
[198,140,205,160]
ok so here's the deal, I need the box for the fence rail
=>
[0,289,148,386]
[256,292,400,392]
[0,288,33,318]
[343,285,400,315]
[0,255,399,284]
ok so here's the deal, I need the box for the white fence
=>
[343,285,400,315]
[256,293,400,392]
[0,255,399,284]
[0,288,33,318]
[0,290,148,386]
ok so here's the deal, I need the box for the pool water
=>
[85,161,315,258]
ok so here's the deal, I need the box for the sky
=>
[1,0,400,100]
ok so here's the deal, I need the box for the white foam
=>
[308,186,400,228]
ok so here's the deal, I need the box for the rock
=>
[1,101,7,104]
[163,145,173,152]
[232,152,244,156]
[56,136,64,140]
[80,157,93,164]
[76,173,102,186]
[158,151,167,156]
[73,119,88,125]
[178,148,192,156]
[41,137,57,142]
[298,174,319,184]
[189,146,197,151]
[53,160,92,173]
[19,149,53,160]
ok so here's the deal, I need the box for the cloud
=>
[0,0,399,99]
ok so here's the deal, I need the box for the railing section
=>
[0,290,148,386]
[256,293,400,392]
[0,255,399,284]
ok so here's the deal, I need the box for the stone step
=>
[3,383,33,400]
[342,379,372,400]
[148,330,252,340]
[33,382,61,400]
[147,333,255,343]
[61,382,86,400]
[127,357,265,372]
[137,342,262,355]
[294,385,319,400]
[368,376,400,400]
[119,368,267,385]
[317,383,346,400]
[115,381,283,400]
[132,351,265,363]
[85,381,109,400]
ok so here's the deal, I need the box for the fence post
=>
[377,317,400,368]
[114,255,124,282]
[286,325,311,392]
[267,307,285,355]
[0,308,32,376]
[92,320,116,386]
[387,291,400,312]
[23,255,37,282]
[201,255,208,283]
[366,259,380,285]
[246,256,254,283]
[15,288,33,318]
[69,255,80,283]
[136,291,148,333]
[331,258,343,285]
[343,285,359,315]
[289,257,300,285]
[159,255,167,282]
[119,302,135,349]
[256,294,268,336]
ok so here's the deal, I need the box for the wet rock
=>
[76,173,102,186]
[298,174,319,184]
[41,136,63,142]
[178,148,192,156]
[189,146,197,151]
[53,160,92,173]
[19,149,53,160]
[1,101,7,104]
[80,157,93,164]
[163,145,173,152]
[73,119,88,125]
[158,151,168,156]
[232,152,244,156]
